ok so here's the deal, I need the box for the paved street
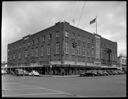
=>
[2,74,126,97]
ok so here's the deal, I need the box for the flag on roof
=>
[90,18,96,24]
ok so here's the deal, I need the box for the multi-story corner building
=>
[7,21,118,75]
[117,55,127,72]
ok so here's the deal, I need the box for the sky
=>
[2,1,126,62]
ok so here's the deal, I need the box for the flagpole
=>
[96,16,97,34]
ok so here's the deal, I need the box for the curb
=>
[40,75,80,77]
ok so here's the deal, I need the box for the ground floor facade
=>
[7,63,118,76]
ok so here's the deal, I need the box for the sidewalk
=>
[40,75,80,77]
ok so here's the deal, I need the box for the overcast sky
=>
[2,1,126,62]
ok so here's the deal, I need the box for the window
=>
[41,46,44,56]
[82,47,86,56]
[8,56,10,60]
[65,31,68,37]
[87,38,91,43]
[64,42,69,54]
[56,43,60,54]
[32,40,34,45]
[92,39,94,44]
[87,49,90,57]
[47,45,51,55]
[19,52,21,59]
[72,47,75,55]
[78,35,80,40]
[48,34,52,40]
[35,48,38,57]
[27,42,31,47]
[77,46,81,56]
[13,54,15,59]
[8,49,10,52]
[31,48,34,56]
[82,42,86,56]
[91,49,94,56]
[56,32,59,38]
[42,35,45,42]
[24,50,28,57]
[83,42,86,47]
[35,38,39,44]
[77,40,80,46]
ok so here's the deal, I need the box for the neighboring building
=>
[1,62,8,74]
[117,55,127,72]
[7,21,118,75]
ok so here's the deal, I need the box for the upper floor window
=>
[87,48,90,57]
[47,45,51,55]
[19,52,21,59]
[77,40,81,46]
[65,31,68,37]
[41,46,44,56]
[31,48,34,56]
[72,46,75,55]
[35,48,38,57]
[42,35,45,42]
[32,40,34,45]
[24,50,28,58]
[77,46,81,56]
[87,38,91,43]
[27,42,31,47]
[56,32,59,38]
[56,43,60,54]
[82,43,86,56]
[64,42,69,54]
[78,35,80,40]
[35,38,39,44]
[48,34,52,40]
[91,49,94,57]
[8,49,10,52]
[13,53,15,59]
[92,39,94,44]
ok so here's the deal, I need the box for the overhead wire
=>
[71,1,79,26]
[77,2,86,27]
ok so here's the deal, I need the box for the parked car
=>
[84,70,97,77]
[91,70,98,76]
[106,70,113,75]
[1,69,7,75]
[15,69,29,76]
[102,70,109,76]
[29,70,40,76]
[114,70,119,75]
[117,70,124,75]
[111,70,117,75]
[79,72,86,77]
[23,70,30,76]
[15,69,24,76]
[10,70,16,75]
[97,70,104,76]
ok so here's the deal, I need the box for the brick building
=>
[117,55,127,72]
[7,21,118,75]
